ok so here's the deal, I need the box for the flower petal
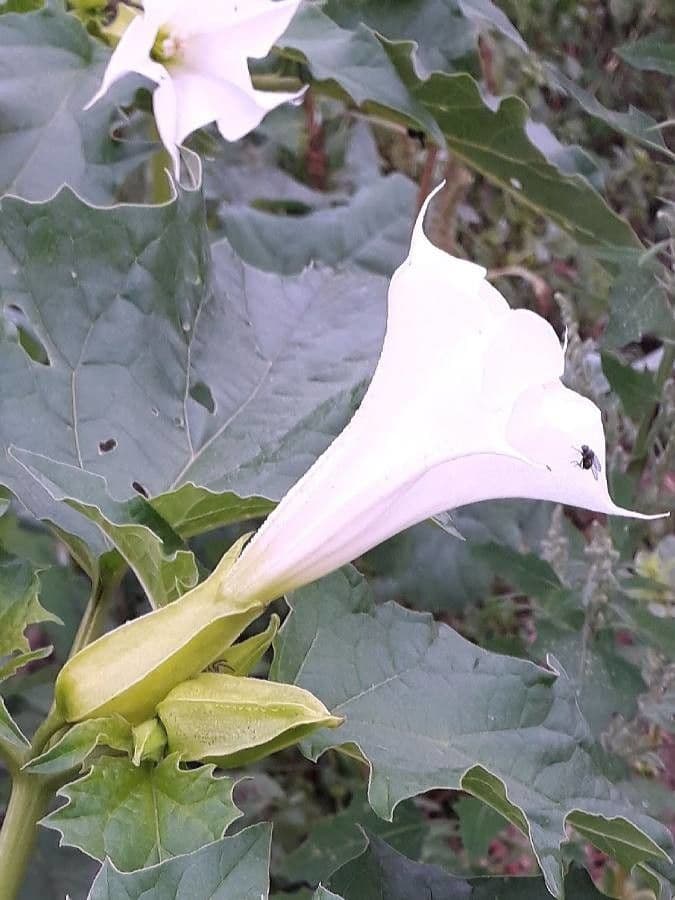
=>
[506,381,663,518]
[223,184,665,609]
[216,87,305,142]
[166,0,302,58]
[160,66,304,150]
[480,308,565,426]
[85,14,165,110]
[167,70,233,144]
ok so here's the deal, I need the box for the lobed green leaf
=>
[86,823,271,900]
[44,754,241,871]
[272,567,673,897]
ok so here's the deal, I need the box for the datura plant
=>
[0,1,673,898]
[54,183,662,728]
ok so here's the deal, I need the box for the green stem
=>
[250,73,413,136]
[0,774,54,899]
[69,558,124,658]
[251,73,304,92]
[0,557,125,899]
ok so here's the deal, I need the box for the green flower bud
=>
[157,673,343,768]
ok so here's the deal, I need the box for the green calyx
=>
[55,536,262,725]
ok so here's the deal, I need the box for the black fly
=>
[573,444,601,481]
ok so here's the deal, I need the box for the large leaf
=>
[271,567,673,897]
[0,183,208,557]
[314,4,672,164]
[363,500,551,614]
[43,754,241,871]
[221,174,416,277]
[541,634,644,737]
[330,831,472,899]
[12,452,199,608]
[616,36,675,76]
[543,66,674,160]
[320,0,477,73]
[280,794,427,887]
[281,10,641,251]
[411,71,640,250]
[0,7,148,203]
[281,5,443,142]
[313,0,526,73]
[473,543,646,735]
[0,184,386,556]
[86,823,272,900]
[329,835,606,899]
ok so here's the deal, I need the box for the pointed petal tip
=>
[409,181,487,281]
[412,180,446,244]
[608,505,669,521]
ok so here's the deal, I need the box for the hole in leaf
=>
[3,303,50,365]
[189,381,216,414]
[98,438,117,454]
[132,481,149,498]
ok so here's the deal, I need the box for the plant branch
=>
[251,73,305,93]
[0,773,54,900]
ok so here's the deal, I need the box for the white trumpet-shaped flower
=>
[86,0,303,176]
[223,184,664,608]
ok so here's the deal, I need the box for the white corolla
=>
[221,183,663,607]
[86,0,303,176]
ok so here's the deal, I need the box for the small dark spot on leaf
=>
[151,407,159,417]
[132,481,149,498]
[98,438,117,454]
[173,416,184,428]
[189,381,216,414]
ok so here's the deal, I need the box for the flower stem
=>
[0,774,54,899]
[0,557,125,899]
